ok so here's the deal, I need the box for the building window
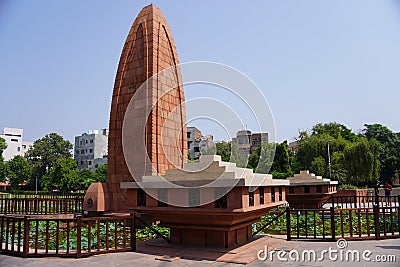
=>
[214,188,228,208]
[259,187,264,204]
[188,188,200,207]
[17,147,21,152]
[158,188,168,207]
[137,189,146,206]
[249,191,254,206]
[271,187,275,202]
[90,139,94,144]
[187,132,191,138]
[81,150,84,154]
[85,140,88,144]
[89,149,93,153]
[316,185,322,193]
[289,187,294,194]
[88,161,92,165]
[215,195,227,208]
[80,141,83,145]
[80,161,84,165]
[11,139,18,142]
[76,150,79,155]
[278,187,282,201]
[304,186,310,194]
[22,145,26,149]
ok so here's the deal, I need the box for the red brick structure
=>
[85,4,187,212]
[285,170,338,209]
[84,4,289,248]
[121,155,289,247]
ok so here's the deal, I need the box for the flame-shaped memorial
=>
[84,4,290,248]
[84,4,187,212]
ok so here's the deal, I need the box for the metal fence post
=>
[76,215,82,258]
[330,206,335,241]
[286,207,291,241]
[373,204,380,240]
[130,212,136,252]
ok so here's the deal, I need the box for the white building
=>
[74,129,108,171]
[0,128,33,161]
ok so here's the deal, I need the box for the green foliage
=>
[251,142,275,174]
[338,184,358,190]
[41,158,80,192]
[93,164,107,183]
[312,122,358,142]
[230,141,248,167]
[290,156,304,174]
[79,169,94,189]
[187,151,193,161]
[271,141,291,174]
[271,171,293,179]
[255,208,398,237]
[6,156,32,191]
[25,133,73,191]
[295,122,382,186]
[310,156,326,176]
[0,136,7,160]
[363,124,400,183]
[215,142,231,162]
[247,141,292,177]
[136,225,170,241]
[343,137,380,185]
[201,144,216,156]
[247,146,260,170]
[0,161,7,182]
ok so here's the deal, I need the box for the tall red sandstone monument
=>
[84,5,291,248]
[85,4,187,212]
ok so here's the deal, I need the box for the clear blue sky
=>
[1,0,399,143]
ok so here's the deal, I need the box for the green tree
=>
[93,164,108,183]
[247,146,260,170]
[7,156,32,191]
[0,137,7,160]
[295,122,381,186]
[0,161,7,182]
[294,129,309,143]
[201,144,216,156]
[312,122,358,142]
[247,142,275,174]
[363,124,400,183]
[79,169,94,189]
[42,158,80,192]
[310,156,326,176]
[215,142,231,162]
[330,151,347,182]
[230,141,248,167]
[25,133,73,190]
[343,137,380,185]
[270,141,292,174]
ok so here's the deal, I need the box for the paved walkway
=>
[1,238,399,266]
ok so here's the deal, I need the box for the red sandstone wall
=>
[335,189,368,197]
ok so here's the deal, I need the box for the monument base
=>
[168,224,253,247]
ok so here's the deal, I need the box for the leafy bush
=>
[338,184,358,190]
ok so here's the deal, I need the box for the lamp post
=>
[326,140,332,178]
